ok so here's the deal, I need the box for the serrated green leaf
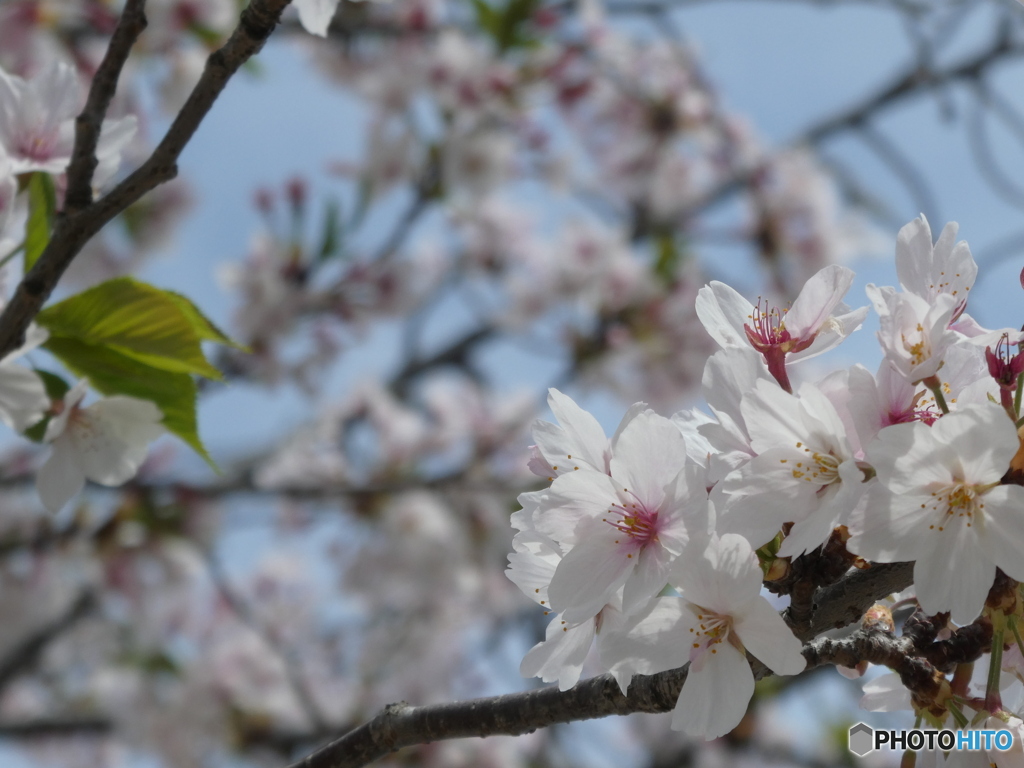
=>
[37,278,228,379]
[43,336,215,469]
[163,290,247,351]
[24,173,55,271]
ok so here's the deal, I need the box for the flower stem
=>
[951,662,974,697]
[986,611,1007,714]
[1016,373,1024,418]
[1010,615,1024,660]
[947,700,970,729]
[923,376,950,414]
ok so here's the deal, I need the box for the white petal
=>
[609,411,686,508]
[914,526,995,625]
[536,469,619,545]
[695,282,753,350]
[548,524,634,623]
[621,542,673,613]
[734,598,806,675]
[37,437,86,513]
[675,533,762,613]
[671,641,754,738]
[0,364,49,432]
[600,597,695,694]
[784,265,855,338]
[861,671,913,712]
[976,486,1024,584]
[520,615,595,691]
[544,388,608,471]
[71,396,162,485]
[294,0,340,35]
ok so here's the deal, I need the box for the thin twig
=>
[63,0,148,212]
[0,590,95,692]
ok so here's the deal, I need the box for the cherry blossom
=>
[867,282,964,384]
[896,215,976,321]
[0,61,136,181]
[37,380,164,513]
[695,264,866,390]
[716,378,868,557]
[847,402,1024,625]
[533,408,711,622]
[600,533,805,738]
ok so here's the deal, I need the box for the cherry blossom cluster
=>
[509,215,1024,745]
[0,1,1010,767]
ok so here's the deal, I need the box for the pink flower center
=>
[744,298,791,350]
[15,129,57,162]
[603,498,660,549]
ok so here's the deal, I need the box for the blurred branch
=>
[199,546,330,735]
[966,82,1024,212]
[0,590,95,692]
[856,122,939,224]
[0,0,295,359]
[682,26,1024,218]
[0,716,112,738]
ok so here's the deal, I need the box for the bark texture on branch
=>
[0,0,294,359]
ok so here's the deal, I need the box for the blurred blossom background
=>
[2,0,1024,766]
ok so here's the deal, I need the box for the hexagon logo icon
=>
[849,722,874,757]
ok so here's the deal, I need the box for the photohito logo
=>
[847,722,1014,757]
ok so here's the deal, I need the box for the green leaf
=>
[470,0,540,53]
[43,336,214,468]
[24,173,55,271]
[163,290,247,351]
[37,277,233,378]
[35,369,71,401]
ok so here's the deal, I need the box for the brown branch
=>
[288,667,687,768]
[0,0,294,359]
[63,0,148,212]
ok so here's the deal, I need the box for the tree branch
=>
[0,589,95,692]
[0,0,294,359]
[63,0,148,213]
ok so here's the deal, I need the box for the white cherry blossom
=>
[867,284,961,384]
[695,264,866,390]
[847,402,1024,625]
[896,215,976,321]
[536,409,711,622]
[0,62,136,181]
[600,533,805,739]
[528,388,647,479]
[37,380,164,513]
[717,379,868,557]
